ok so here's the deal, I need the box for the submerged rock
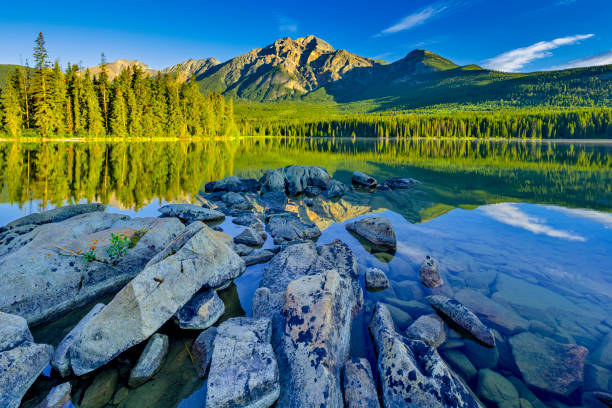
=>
[351,171,377,187]
[509,332,588,396]
[442,350,478,381]
[69,222,245,375]
[405,314,446,348]
[381,177,420,190]
[205,176,259,193]
[192,327,217,378]
[158,204,225,223]
[345,216,396,249]
[365,267,390,291]
[34,382,72,408]
[0,311,33,352]
[323,180,349,199]
[477,369,520,408]
[243,249,275,266]
[455,289,528,334]
[205,317,279,408]
[52,303,105,377]
[266,212,321,244]
[369,303,480,408]
[80,368,118,408]
[0,211,184,325]
[128,333,169,388]
[420,255,444,289]
[427,295,496,347]
[174,290,224,330]
[343,358,380,408]
[593,332,612,369]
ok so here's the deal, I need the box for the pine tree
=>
[110,87,128,137]
[32,32,54,135]
[81,70,105,136]
[1,72,23,136]
[49,61,66,135]
[97,53,111,132]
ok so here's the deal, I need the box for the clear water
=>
[2,138,610,408]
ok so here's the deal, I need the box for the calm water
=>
[2,138,611,408]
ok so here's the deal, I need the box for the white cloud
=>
[376,1,464,36]
[546,206,612,228]
[277,16,297,33]
[484,34,594,72]
[481,203,585,241]
[551,49,612,70]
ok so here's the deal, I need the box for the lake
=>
[2,137,611,408]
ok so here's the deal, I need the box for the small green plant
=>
[83,248,96,262]
[129,229,149,248]
[107,233,130,259]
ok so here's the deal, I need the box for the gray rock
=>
[0,212,183,325]
[243,250,275,266]
[0,342,54,408]
[381,177,420,190]
[509,332,588,396]
[383,303,413,330]
[260,169,287,193]
[346,216,396,249]
[392,280,424,300]
[232,213,259,226]
[158,203,225,222]
[584,363,612,391]
[442,350,478,381]
[308,166,332,188]
[464,339,499,369]
[205,317,279,408]
[69,222,245,375]
[304,186,321,197]
[235,243,254,256]
[0,311,33,352]
[205,176,259,193]
[477,369,520,408]
[259,241,319,295]
[343,358,380,408]
[427,295,496,347]
[369,303,480,408]
[192,327,217,378]
[128,333,169,388]
[222,192,253,210]
[3,203,105,230]
[323,180,349,199]
[365,267,389,291]
[420,255,444,288]
[266,212,321,245]
[592,391,612,407]
[405,314,446,348]
[351,171,377,187]
[52,303,104,377]
[260,191,288,211]
[34,382,71,408]
[234,224,267,247]
[455,289,529,334]
[506,377,548,408]
[594,333,612,369]
[284,165,310,195]
[80,368,118,408]
[174,290,224,330]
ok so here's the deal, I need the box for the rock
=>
[509,332,588,396]
[205,317,279,408]
[594,333,612,369]
[405,314,446,348]
[365,267,389,290]
[205,176,259,193]
[192,327,217,378]
[584,363,612,391]
[234,243,254,256]
[477,369,520,408]
[351,171,377,187]
[80,368,118,408]
[34,382,71,408]
[259,241,319,295]
[308,166,332,188]
[369,303,480,408]
[260,191,288,211]
[2,203,105,230]
[427,295,496,347]
[506,377,548,408]
[0,311,33,352]
[175,290,224,330]
[393,280,424,300]
[128,333,169,388]
[234,224,267,247]
[260,169,286,193]
[243,250,275,266]
[0,342,54,408]
[0,212,184,325]
[69,222,245,375]
[111,387,129,405]
[222,192,253,210]
[381,177,420,190]
[529,320,555,337]
[419,255,444,289]
[463,339,499,369]
[158,203,225,222]
[232,213,259,226]
[52,303,104,377]
[382,303,413,331]
[323,180,349,199]
[384,297,431,316]
[284,165,310,195]
[266,212,321,245]
[343,358,380,408]
[592,391,612,407]
[345,217,396,249]
[442,350,478,381]
[304,186,321,197]
[455,289,528,334]
[519,399,534,408]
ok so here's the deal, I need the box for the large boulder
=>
[405,314,447,348]
[192,327,217,378]
[243,249,275,266]
[346,217,396,249]
[266,212,321,245]
[128,333,169,388]
[0,311,33,352]
[284,165,310,195]
[509,332,588,396]
[427,295,496,347]
[34,382,72,408]
[174,290,225,330]
[234,223,267,247]
[158,204,225,223]
[205,317,280,408]
[455,289,529,334]
[221,192,253,210]
[1,203,105,231]
[369,303,480,408]
[260,169,286,193]
[343,358,380,408]
[351,171,377,188]
[0,211,184,325]
[80,368,118,408]
[69,222,245,375]
[205,176,259,193]
[323,180,349,199]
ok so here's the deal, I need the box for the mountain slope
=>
[85,59,156,79]
[161,58,221,81]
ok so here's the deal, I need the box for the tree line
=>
[0,33,238,138]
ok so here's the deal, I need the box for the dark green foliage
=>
[107,233,129,259]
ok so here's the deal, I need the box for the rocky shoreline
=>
[0,165,609,408]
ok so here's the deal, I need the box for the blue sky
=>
[0,0,610,72]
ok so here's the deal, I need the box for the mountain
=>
[85,59,156,79]
[161,58,220,81]
[195,35,387,101]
